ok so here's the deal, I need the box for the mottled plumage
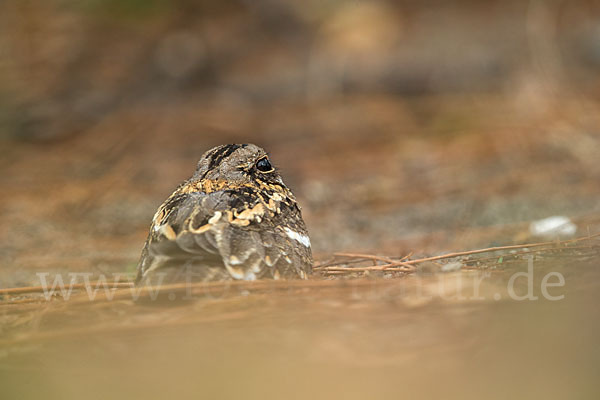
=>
[136,144,312,285]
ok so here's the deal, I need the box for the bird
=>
[135,143,313,285]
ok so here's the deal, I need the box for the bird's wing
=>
[136,191,222,283]
[136,190,311,283]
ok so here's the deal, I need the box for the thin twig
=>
[2,233,598,294]
[392,232,600,266]
[0,282,134,296]
[463,244,599,265]
[323,266,413,273]
[318,232,600,275]
[313,257,369,269]
[334,252,397,264]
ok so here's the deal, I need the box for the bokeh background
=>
[2,0,600,285]
[1,1,600,399]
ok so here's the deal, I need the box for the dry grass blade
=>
[1,232,598,297]
[316,232,600,276]
[398,232,600,265]
[0,282,134,296]
[334,252,397,263]
[323,266,413,273]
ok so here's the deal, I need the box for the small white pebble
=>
[530,216,576,238]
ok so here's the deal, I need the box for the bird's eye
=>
[256,157,274,173]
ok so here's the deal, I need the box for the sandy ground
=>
[1,93,600,400]
[1,1,600,399]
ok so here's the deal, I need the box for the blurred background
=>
[2,0,600,284]
[1,1,600,399]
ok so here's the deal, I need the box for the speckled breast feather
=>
[136,143,312,285]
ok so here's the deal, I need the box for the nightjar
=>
[136,144,312,285]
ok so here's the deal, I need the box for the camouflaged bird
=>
[136,144,312,285]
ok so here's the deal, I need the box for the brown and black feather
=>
[136,144,312,285]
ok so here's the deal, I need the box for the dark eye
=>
[256,157,274,172]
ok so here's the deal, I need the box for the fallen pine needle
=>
[316,232,600,275]
[0,282,134,296]
[334,252,397,264]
